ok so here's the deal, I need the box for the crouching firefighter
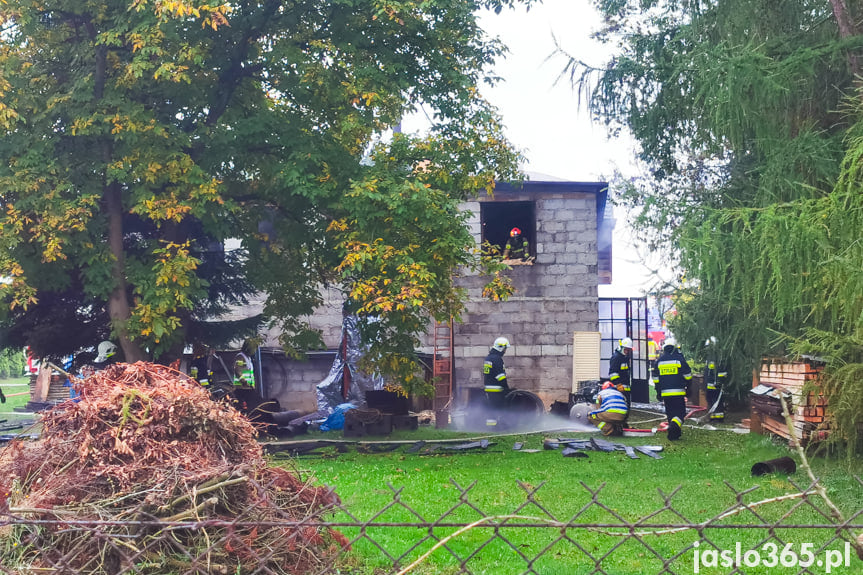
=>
[589,381,629,436]
[704,336,727,421]
[652,337,692,440]
[483,337,510,428]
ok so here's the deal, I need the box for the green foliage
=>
[0,0,530,377]
[578,0,863,452]
[0,348,25,379]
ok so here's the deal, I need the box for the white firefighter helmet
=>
[620,337,633,349]
[492,337,510,352]
[705,335,717,347]
[95,341,117,363]
[663,336,677,351]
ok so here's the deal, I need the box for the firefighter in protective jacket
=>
[189,344,213,386]
[483,337,510,427]
[608,337,633,408]
[652,337,692,440]
[234,349,256,388]
[703,336,727,421]
[589,382,629,436]
[503,227,530,261]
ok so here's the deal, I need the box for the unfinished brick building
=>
[235,178,612,414]
[447,179,612,408]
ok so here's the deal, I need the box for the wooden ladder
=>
[432,319,453,429]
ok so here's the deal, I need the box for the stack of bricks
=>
[751,359,828,444]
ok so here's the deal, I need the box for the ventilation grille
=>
[572,331,601,391]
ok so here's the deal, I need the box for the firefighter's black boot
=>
[667,416,682,440]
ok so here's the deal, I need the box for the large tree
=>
[0,0,527,377]
[572,0,863,451]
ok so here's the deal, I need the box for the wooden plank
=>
[749,409,763,434]
[760,416,792,440]
[33,368,51,403]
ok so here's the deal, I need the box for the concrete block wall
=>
[260,285,346,349]
[249,186,603,413]
[453,191,599,407]
[261,352,335,414]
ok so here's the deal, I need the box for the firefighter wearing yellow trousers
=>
[589,382,629,436]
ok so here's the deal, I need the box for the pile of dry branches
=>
[0,362,345,574]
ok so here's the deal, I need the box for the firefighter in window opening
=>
[502,227,531,262]
[189,344,214,387]
[652,336,692,440]
[589,381,629,436]
[608,337,633,410]
[483,337,510,428]
[233,344,256,388]
[703,336,727,421]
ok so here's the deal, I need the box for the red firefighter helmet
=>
[510,227,522,237]
[601,381,615,390]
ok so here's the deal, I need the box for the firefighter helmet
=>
[95,341,117,363]
[620,337,633,349]
[510,227,522,237]
[663,336,677,350]
[601,381,615,390]
[492,337,510,352]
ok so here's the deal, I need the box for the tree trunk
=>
[104,181,146,363]
[829,0,861,77]
[90,14,146,363]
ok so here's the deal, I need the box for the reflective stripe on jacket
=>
[590,388,629,417]
[704,357,728,390]
[608,349,631,391]
[483,348,508,392]
[652,349,692,398]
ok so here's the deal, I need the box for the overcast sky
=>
[476,1,666,297]
[476,2,628,182]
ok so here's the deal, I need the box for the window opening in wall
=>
[480,201,536,264]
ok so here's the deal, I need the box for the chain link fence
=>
[1,473,861,575]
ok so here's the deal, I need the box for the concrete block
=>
[512,356,539,369]
[544,286,568,297]
[575,206,595,220]
[516,345,542,356]
[465,345,489,357]
[455,322,480,335]
[540,199,567,210]
[540,345,569,356]
[566,219,587,232]
[555,332,576,345]
[575,231,597,243]
[576,251,597,265]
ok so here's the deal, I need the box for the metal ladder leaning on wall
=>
[432,320,453,429]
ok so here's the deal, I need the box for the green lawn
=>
[281,417,863,575]
[0,376,31,421]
